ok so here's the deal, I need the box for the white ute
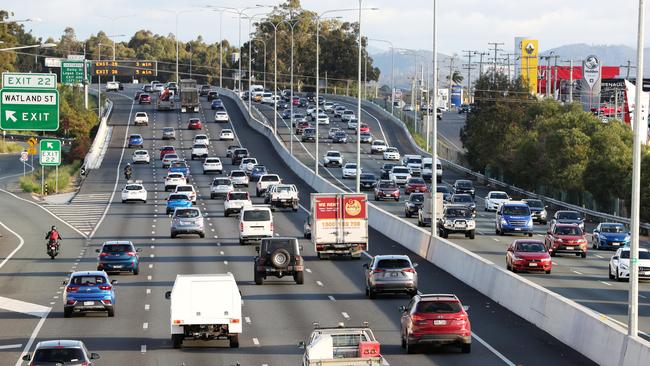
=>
[134,112,149,126]
[300,322,383,366]
[256,174,281,197]
[191,143,209,160]
[269,184,299,212]
[165,274,242,349]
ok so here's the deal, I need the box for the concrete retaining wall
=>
[221,89,650,366]
[83,98,113,170]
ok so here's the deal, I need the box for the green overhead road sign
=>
[2,72,56,89]
[0,89,60,131]
[39,139,61,166]
[61,60,89,85]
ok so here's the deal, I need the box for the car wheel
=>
[254,270,263,285]
[609,265,615,279]
[171,233,177,239]
[506,260,511,271]
[239,238,245,245]
[107,306,115,317]
[294,271,304,285]
[171,335,183,349]
[401,333,406,349]
[592,239,597,249]
[229,334,239,348]
[495,228,500,235]
[405,337,417,354]
[615,267,621,282]
[581,252,587,258]
[368,287,377,299]
[224,210,229,217]
[64,308,72,318]
[461,343,471,354]
[550,251,556,257]
[133,267,139,275]
[528,232,533,237]
[405,211,411,218]
[469,230,475,240]
[545,270,551,274]
[394,197,399,201]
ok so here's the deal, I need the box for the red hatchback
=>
[138,93,151,104]
[400,294,471,354]
[506,239,552,274]
[404,177,429,194]
[360,123,370,133]
[159,146,176,160]
[187,118,202,130]
[545,224,587,258]
[292,96,300,106]
[296,121,311,135]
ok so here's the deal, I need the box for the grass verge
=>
[0,140,24,153]
[19,161,81,194]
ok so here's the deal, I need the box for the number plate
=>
[529,262,538,267]
[643,271,650,276]
[566,247,574,251]
[84,301,94,306]
[112,265,123,268]
[433,320,447,325]
[514,227,521,231]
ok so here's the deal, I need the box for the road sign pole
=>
[23,161,25,176]
[41,165,44,196]
[55,166,58,193]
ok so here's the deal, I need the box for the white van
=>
[239,205,273,245]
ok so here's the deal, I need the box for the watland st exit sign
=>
[0,72,59,131]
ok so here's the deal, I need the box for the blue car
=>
[332,131,348,143]
[281,109,291,119]
[250,165,268,182]
[167,193,193,214]
[211,99,224,110]
[128,134,144,148]
[495,201,533,236]
[592,222,631,250]
[96,241,141,274]
[168,160,190,177]
[63,271,116,318]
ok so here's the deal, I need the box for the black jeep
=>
[254,237,304,285]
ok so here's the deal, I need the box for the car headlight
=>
[620,263,629,270]
[527,219,533,227]
[445,220,453,226]
[540,210,547,218]
[500,218,508,225]
[624,235,631,241]
[513,255,523,261]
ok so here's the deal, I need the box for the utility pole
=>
[501,52,515,81]
[477,51,488,76]
[488,42,504,81]
[551,54,560,99]
[462,50,475,103]
[621,60,637,80]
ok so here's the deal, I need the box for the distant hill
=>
[540,43,640,77]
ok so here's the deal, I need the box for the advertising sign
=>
[519,39,538,93]
[583,55,601,89]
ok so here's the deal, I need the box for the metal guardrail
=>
[325,93,650,232]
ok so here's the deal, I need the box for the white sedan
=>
[193,134,210,146]
[132,150,150,164]
[220,129,235,140]
[215,110,229,122]
[609,248,650,281]
[121,182,147,203]
[316,113,330,125]
[203,157,223,174]
[484,191,510,211]
[342,163,361,179]
[370,140,388,153]
[175,184,197,203]
[383,147,400,161]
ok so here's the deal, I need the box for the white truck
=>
[309,193,368,260]
[300,322,384,366]
[269,184,299,212]
[418,192,445,227]
[165,274,242,349]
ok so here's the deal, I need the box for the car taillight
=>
[99,285,112,291]
[403,268,415,273]
[101,299,112,304]
[66,286,79,293]
[230,319,240,324]
[270,222,274,231]
[99,252,109,257]
[81,362,90,366]
[127,251,137,257]
[67,300,76,305]
[372,269,384,273]
[240,222,244,232]
[412,315,427,326]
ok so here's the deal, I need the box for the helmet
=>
[126,163,131,166]
[51,226,56,230]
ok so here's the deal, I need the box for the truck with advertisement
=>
[309,193,368,260]
[179,79,199,113]
[157,88,175,111]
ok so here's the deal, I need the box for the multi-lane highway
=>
[252,95,650,340]
[0,84,599,365]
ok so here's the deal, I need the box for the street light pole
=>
[356,0,363,193]
[431,0,438,237]
[628,0,645,339]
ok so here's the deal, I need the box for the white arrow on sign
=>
[46,142,53,149]
[5,110,17,122]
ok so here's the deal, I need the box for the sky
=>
[3,0,646,56]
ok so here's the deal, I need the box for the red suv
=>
[138,93,151,104]
[545,223,587,258]
[404,177,429,194]
[187,118,202,130]
[159,146,176,160]
[400,293,471,354]
[506,239,552,274]
[295,121,311,135]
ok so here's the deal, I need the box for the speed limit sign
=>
[20,150,28,162]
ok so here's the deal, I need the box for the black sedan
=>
[359,173,377,191]
[332,131,348,143]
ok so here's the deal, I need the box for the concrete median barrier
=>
[220,89,650,366]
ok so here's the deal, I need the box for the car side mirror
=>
[255,246,260,253]
[95,249,100,253]
[507,247,513,252]
[298,341,306,349]
[545,205,549,208]
[613,256,619,260]
[363,263,369,269]
[61,280,68,285]
[165,291,172,300]
[111,280,118,285]
[90,353,100,360]
[22,355,31,361]
[593,230,599,233]
[547,230,551,235]
[463,305,470,312]
[136,248,143,252]
[299,245,304,251]
[399,305,406,313]
[413,263,419,268]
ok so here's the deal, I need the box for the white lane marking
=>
[572,270,583,275]
[146,288,151,294]
[143,322,149,329]
[341,312,350,319]
[145,304,150,311]
[0,344,21,350]
[471,331,517,366]
[220,251,225,255]
[140,345,146,353]
[224,261,229,265]
[15,309,50,366]
[552,261,558,265]
[147,275,152,281]
[316,281,324,287]
[89,97,137,239]
[0,221,24,270]
[305,268,312,273]
[149,264,153,268]
[245,316,251,324]
[595,254,604,259]
[0,296,50,317]
[493,238,500,242]
[252,337,260,345]
[600,281,612,286]
[328,296,336,302]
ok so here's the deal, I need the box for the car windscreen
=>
[416,300,462,314]
[205,158,220,163]
[382,164,395,170]
[175,209,199,218]
[331,334,367,347]
[33,348,86,362]
[456,181,472,188]
[555,226,582,236]
[437,186,450,193]
[165,154,179,160]
[327,152,341,157]
[134,151,147,155]
[229,192,248,200]
[71,275,106,286]
[136,112,146,117]
[345,164,357,169]
[234,149,248,155]
[176,186,193,192]
[261,175,280,182]
[392,168,409,174]
[170,162,185,168]
[491,193,509,199]
[214,179,231,185]
[193,144,206,149]
[407,159,422,165]
[502,206,529,216]
[601,224,626,233]
[515,242,546,252]
[125,185,142,191]
[410,194,424,202]
[446,208,471,217]
[276,186,292,192]
[557,211,581,220]
[243,210,271,221]
[452,195,472,203]
[525,199,543,208]
[169,194,189,201]
[263,239,296,254]
[379,181,397,189]
[375,259,411,269]
[621,251,650,259]
[408,178,425,184]
[360,174,376,180]
[423,163,433,169]
[231,171,246,177]
[103,244,133,253]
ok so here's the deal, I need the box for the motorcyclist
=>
[124,163,132,180]
[45,225,62,250]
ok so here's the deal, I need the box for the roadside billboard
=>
[519,39,538,94]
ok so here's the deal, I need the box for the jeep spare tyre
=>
[271,248,290,268]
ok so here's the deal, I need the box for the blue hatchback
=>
[592,222,631,250]
[495,202,533,236]
[63,271,116,318]
[211,99,224,110]
[96,240,141,274]
[128,134,144,148]
[250,165,268,182]
[168,160,190,177]
[167,193,193,214]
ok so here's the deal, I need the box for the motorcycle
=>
[124,170,132,180]
[47,239,59,260]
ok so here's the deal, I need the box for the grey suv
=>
[364,255,418,298]
[301,127,316,142]
[170,207,205,238]
[254,237,304,285]
[22,340,100,365]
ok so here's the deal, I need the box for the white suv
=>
[256,174,281,197]
[191,143,209,160]
[202,157,223,174]
[174,184,197,203]
[134,112,149,126]
[239,205,274,245]
[371,140,388,154]
[224,191,252,217]
[323,150,343,167]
